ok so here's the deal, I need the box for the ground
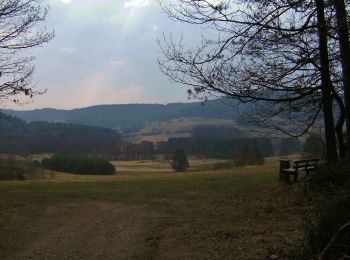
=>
[0,157,306,259]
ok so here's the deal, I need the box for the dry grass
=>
[0,156,307,259]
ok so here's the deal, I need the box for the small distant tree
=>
[171,149,189,172]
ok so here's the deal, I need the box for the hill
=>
[2,99,244,133]
[0,116,121,156]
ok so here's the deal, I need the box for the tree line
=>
[41,155,115,175]
[0,116,122,158]
[157,137,273,159]
[0,116,319,163]
[0,116,273,163]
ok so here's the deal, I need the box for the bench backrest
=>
[293,159,319,169]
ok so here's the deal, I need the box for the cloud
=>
[62,74,148,107]
[60,47,77,53]
[111,59,128,66]
[151,23,158,31]
[124,0,150,8]
[2,0,193,110]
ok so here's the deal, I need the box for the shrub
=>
[171,149,189,172]
[41,155,115,175]
[299,157,350,259]
[308,157,350,191]
[305,194,350,259]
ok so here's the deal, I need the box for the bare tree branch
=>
[0,0,54,104]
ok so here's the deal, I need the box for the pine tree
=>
[171,149,189,172]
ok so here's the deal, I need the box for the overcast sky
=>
[6,0,201,110]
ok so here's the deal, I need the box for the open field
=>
[0,157,306,259]
[124,117,239,143]
[110,158,231,174]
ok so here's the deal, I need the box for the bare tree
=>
[333,0,350,151]
[0,0,54,104]
[159,0,343,162]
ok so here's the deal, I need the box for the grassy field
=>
[0,157,306,259]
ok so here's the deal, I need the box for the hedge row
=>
[41,155,115,175]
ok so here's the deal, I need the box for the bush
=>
[305,194,350,259]
[299,157,350,259]
[308,157,350,191]
[171,149,189,172]
[41,155,115,175]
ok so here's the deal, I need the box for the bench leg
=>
[286,173,291,184]
[294,172,298,182]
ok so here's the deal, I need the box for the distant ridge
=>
[2,99,245,130]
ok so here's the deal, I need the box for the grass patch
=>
[212,161,236,170]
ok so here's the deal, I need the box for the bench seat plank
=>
[283,168,297,173]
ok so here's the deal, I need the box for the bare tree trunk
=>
[334,0,350,153]
[315,0,338,163]
[334,91,346,157]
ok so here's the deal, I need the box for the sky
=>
[6,0,200,110]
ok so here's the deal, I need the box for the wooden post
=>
[279,160,291,182]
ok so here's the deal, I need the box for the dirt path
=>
[13,201,159,260]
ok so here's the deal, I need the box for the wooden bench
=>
[281,159,319,183]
